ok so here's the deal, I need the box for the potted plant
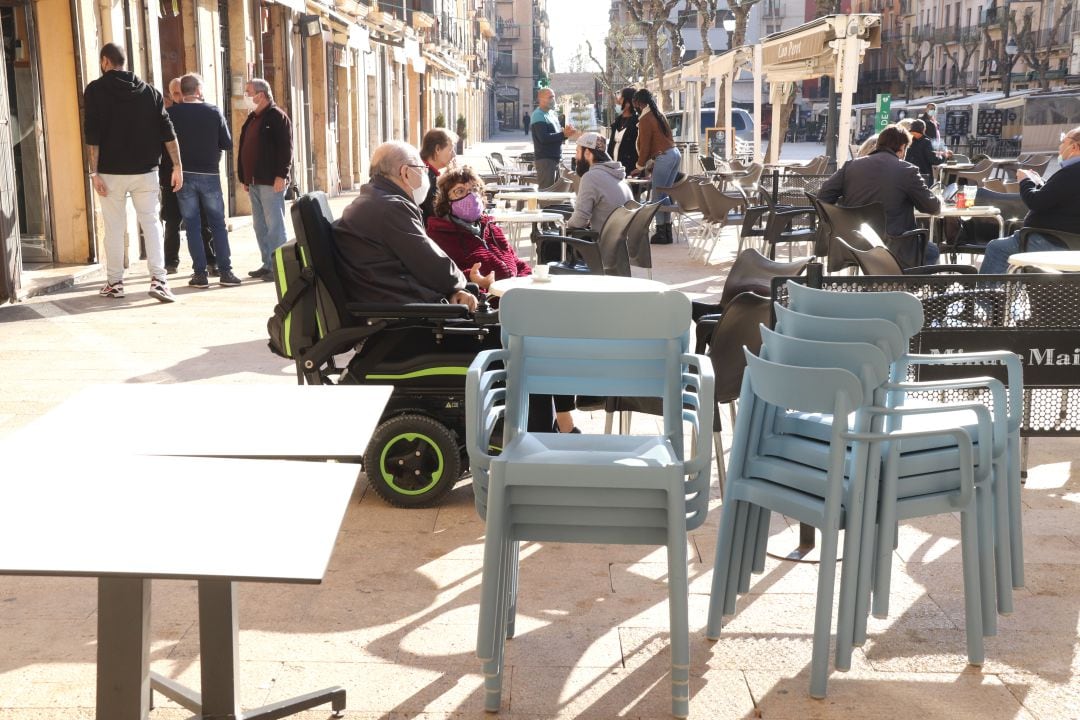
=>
[435,112,446,129]
[455,114,467,154]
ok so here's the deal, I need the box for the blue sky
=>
[547,0,611,73]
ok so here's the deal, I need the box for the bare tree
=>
[731,0,764,48]
[688,0,719,55]
[587,25,650,121]
[897,35,935,100]
[981,4,1022,96]
[1014,1,1074,91]
[939,28,981,94]
[625,0,683,107]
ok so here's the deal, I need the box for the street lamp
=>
[723,10,736,50]
[1003,37,1018,97]
[904,59,915,102]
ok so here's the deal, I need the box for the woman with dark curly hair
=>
[425,165,532,292]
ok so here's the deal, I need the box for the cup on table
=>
[962,184,978,208]
[532,264,550,281]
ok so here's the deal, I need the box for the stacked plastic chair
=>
[465,280,713,718]
[785,283,1024,609]
[708,322,988,698]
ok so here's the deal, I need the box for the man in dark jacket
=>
[168,73,241,288]
[84,43,178,302]
[530,88,573,189]
[236,78,293,279]
[918,102,940,142]
[980,127,1080,273]
[333,141,476,311]
[818,124,942,266]
[905,119,951,187]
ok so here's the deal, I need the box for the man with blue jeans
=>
[237,78,293,280]
[979,127,1080,273]
[167,73,241,288]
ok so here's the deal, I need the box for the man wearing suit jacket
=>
[818,124,941,267]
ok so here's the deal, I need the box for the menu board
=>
[977,109,1004,137]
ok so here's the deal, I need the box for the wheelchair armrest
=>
[344,302,472,320]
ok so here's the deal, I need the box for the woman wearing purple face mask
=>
[425,165,532,292]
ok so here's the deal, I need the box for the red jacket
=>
[425,215,531,282]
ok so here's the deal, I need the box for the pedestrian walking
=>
[522,111,529,134]
[83,43,178,302]
[167,73,241,288]
[237,78,293,280]
[631,88,680,245]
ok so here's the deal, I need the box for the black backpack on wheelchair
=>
[268,191,499,507]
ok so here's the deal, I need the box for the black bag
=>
[267,240,319,359]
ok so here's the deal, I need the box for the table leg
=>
[198,579,242,719]
[197,579,346,720]
[97,577,152,720]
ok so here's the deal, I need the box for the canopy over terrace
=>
[758,14,880,166]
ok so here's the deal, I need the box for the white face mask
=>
[239,95,257,111]
[407,165,430,205]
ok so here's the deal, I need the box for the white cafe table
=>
[0,452,359,720]
[487,210,566,254]
[493,191,576,210]
[490,274,666,297]
[4,383,392,459]
[916,204,1005,246]
[1007,250,1080,273]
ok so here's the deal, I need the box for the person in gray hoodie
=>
[567,132,632,233]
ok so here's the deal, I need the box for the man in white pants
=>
[84,43,180,302]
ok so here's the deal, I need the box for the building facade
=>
[492,0,554,131]
[0,0,547,303]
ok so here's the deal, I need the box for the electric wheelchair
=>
[274,191,502,508]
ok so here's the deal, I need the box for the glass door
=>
[1,2,50,263]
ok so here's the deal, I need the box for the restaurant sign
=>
[914,329,1080,386]
[762,26,833,68]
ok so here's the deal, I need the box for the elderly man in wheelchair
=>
[272,141,552,508]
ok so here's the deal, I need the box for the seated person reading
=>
[332,140,477,312]
[425,165,532,292]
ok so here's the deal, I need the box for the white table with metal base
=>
[1007,250,1080,273]
[0,453,360,720]
[916,204,1005,247]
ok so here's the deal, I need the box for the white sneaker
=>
[99,281,124,299]
[148,277,176,303]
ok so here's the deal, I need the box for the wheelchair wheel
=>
[364,413,461,508]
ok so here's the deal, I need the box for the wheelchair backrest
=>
[290,192,350,333]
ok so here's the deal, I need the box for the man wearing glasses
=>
[979,128,1080,273]
[333,141,477,311]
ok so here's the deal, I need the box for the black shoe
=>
[188,273,210,288]
[248,267,271,278]
[552,421,582,434]
[207,264,219,277]
[218,270,242,286]
[164,265,178,275]
[650,223,673,245]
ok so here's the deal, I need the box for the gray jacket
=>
[568,161,633,232]
[333,176,466,305]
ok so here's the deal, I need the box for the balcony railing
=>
[495,60,518,76]
[497,22,520,39]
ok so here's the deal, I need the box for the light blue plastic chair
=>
[754,326,993,652]
[465,282,714,718]
[785,282,1025,600]
[708,336,984,698]
[772,303,1003,637]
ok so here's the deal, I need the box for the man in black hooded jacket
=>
[84,43,179,302]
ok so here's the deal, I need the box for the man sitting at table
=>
[567,131,633,235]
[818,124,941,267]
[332,140,476,311]
[979,127,1080,274]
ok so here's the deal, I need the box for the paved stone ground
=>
[0,133,1077,719]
